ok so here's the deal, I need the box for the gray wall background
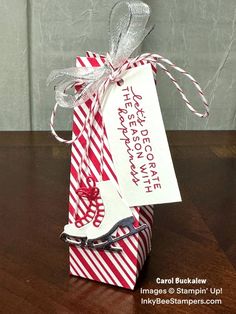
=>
[0,0,235,131]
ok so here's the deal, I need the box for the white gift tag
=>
[102,63,181,206]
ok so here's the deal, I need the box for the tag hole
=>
[117,79,124,86]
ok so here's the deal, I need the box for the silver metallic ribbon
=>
[47,0,152,109]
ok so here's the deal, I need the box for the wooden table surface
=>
[0,131,235,314]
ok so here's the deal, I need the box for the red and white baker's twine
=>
[50,53,209,144]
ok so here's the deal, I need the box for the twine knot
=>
[77,176,99,202]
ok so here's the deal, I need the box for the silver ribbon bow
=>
[47,0,153,108]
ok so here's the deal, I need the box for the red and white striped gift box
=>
[68,53,157,290]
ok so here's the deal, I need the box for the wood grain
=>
[0,131,235,314]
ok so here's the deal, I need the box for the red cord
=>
[77,176,99,201]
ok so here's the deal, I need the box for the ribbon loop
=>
[108,0,152,68]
